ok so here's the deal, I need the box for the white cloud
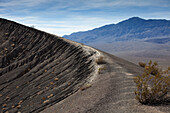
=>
[0,0,50,7]
[51,0,170,11]
[1,0,170,36]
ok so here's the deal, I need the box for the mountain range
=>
[63,17,170,44]
[63,17,170,69]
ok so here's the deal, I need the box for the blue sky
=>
[0,0,170,36]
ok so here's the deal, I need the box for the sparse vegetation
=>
[96,56,106,64]
[134,60,170,105]
[138,61,159,76]
[98,65,106,74]
[138,62,146,68]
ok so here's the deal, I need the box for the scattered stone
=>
[43,100,49,104]
[37,91,43,95]
[80,84,92,91]
[47,94,54,98]
[54,77,59,81]
[11,43,15,47]
[42,97,46,100]
[0,94,2,97]
[50,82,54,85]
[18,100,23,105]
[6,96,10,100]
[2,108,7,110]
[1,50,4,54]
[16,105,21,109]
[16,86,19,88]
[4,48,8,51]
[5,33,9,36]
[3,104,7,107]
[44,70,47,72]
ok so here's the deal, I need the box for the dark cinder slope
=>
[0,18,97,113]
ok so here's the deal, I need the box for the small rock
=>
[2,108,7,110]
[54,77,59,81]
[43,100,49,104]
[5,33,9,36]
[80,84,92,91]
[37,91,43,95]
[18,100,23,105]
[4,48,8,51]
[11,43,15,47]
[16,105,21,109]
[47,94,54,98]
[50,82,54,85]
[3,104,7,107]
[6,96,10,101]
[42,97,46,100]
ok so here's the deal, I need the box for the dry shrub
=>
[139,61,159,76]
[98,66,106,74]
[96,57,106,64]
[138,62,146,68]
[134,60,170,105]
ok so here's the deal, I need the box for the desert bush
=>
[134,60,170,105]
[138,62,146,68]
[96,56,106,64]
[139,61,159,76]
[98,65,106,74]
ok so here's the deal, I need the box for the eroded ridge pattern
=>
[0,18,97,113]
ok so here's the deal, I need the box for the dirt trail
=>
[42,52,170,113]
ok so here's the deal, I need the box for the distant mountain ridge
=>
[63,17,170,44]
